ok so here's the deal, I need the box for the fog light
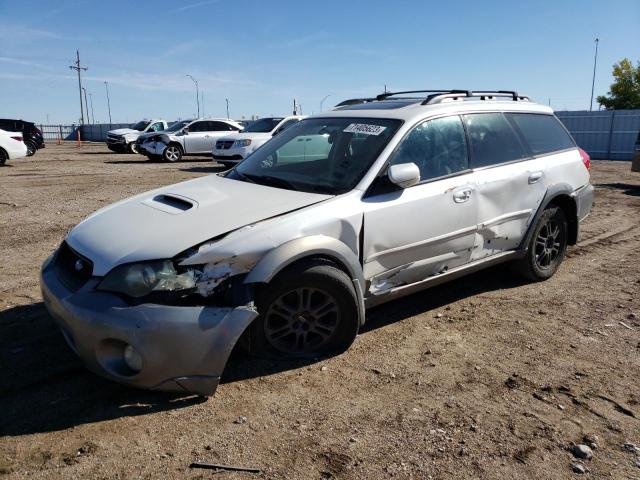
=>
[123,344,143,373]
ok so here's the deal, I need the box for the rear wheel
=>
[0,148,7,166]
[251,259,359,359]
[517,205,568,280]
[163,144,182,162]
[25,140,37,156]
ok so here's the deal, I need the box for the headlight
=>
[233,139,252,148]
[98,260,199,298]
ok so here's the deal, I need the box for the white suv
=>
[142,118,244,162]
[212,115,304,167]
[41,90,593,396]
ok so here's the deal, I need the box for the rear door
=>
[463,112,545,260]
[362,115,477,293]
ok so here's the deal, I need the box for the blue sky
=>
[0,0,638,124]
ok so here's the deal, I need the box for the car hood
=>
[66,174,332,276]
[108,128,140,136]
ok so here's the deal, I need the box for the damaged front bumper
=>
[40,257,257,396]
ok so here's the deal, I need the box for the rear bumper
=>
[575,183,594,222]
[40,256,258,396]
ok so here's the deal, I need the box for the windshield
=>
[230,117,402,195]
[166,120,191,132]
[131,120,151,131]
[244,117,284,133]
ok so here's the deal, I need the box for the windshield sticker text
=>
[343,123,387,136]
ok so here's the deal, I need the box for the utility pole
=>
[69,50,88,124]
[104,81,112,125]
[89,92,95,124]
[590,37,599,112]
[225,98,230,119]
[82,87,90,125]
[293,99,297,115]
[201,91,205,117]
[186,74,200,117]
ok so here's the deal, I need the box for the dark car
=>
[0,119,45,156]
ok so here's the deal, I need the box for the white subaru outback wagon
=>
[40,89,594,396]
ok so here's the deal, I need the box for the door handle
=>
[528,171,543,184]
[453,187,472,203]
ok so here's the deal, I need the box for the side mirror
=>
[388,163,421,188]
[182,127,189,135]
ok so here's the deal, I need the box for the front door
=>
[362,115,477,295]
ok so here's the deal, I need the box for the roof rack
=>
[375,90,452,101]
[421,90,530,105]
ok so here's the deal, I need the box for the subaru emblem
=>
[74,259,84,271]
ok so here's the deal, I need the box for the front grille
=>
[53,242,94,292]
[216,140,234,150]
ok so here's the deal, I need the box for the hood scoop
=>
[142,194,197,214]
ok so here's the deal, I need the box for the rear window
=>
[507,113,575,155]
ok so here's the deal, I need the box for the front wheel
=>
[25,140,37,156]
[0,148,7,166]
[251,259,359,359]
[517,205,568,281]
[163,144,183,162]
[127,142,138,154]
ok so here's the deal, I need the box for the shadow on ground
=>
[0,264,525,436]
[597,182,640,197]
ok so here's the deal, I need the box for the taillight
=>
[578,148,591,173]
[10,136,23,142]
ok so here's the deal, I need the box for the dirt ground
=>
[0,144,639,479]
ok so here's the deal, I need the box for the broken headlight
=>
[98,260,200,298]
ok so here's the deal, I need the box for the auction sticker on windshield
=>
[343,123,387,136]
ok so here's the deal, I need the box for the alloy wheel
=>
[264,287,340,354]
[165,146,180,162]
[534,219,564,269]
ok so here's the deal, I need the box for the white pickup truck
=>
[106,119,168,154]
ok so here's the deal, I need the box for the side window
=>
[150,122,164,132]
[390,115,469,181]
[210,121,233,131]
[463,113,527,168]
[188,121,205,132]
[273,119,299,135]
[506,113,575,155]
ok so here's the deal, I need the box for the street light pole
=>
[225,98,230,119]
[89,92,95,124]
[82,87,90,125]
[104,81,112,125]
[590,37,599,112]
[186,75,200,117]
[320,94,331,112]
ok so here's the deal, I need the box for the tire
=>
[0,148,7,166]
[517,205,568,281]
[25,140,37,156]
[163,144,183,162]
[127,142,138,154]
[251,259,359,359]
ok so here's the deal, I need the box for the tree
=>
[597,58,640,110]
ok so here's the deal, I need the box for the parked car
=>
[134,120,191,160]
[0,128,28,165]
[140,118,243,162]
[632,131,640,172]
[0,119,44,156]
[212,115,304,168]
[40,89,593,396]
[106,119,168,153]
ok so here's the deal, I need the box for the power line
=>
[68,50,87,124]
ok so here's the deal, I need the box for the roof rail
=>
[421,90,529,105]
[375,90,453,101]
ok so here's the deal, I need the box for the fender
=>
[519,182,578,251]
[244,235,367,325]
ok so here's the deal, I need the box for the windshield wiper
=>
[243,173,297,190]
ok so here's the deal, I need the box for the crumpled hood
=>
[108,128,139,136]
[66,175,332,276]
